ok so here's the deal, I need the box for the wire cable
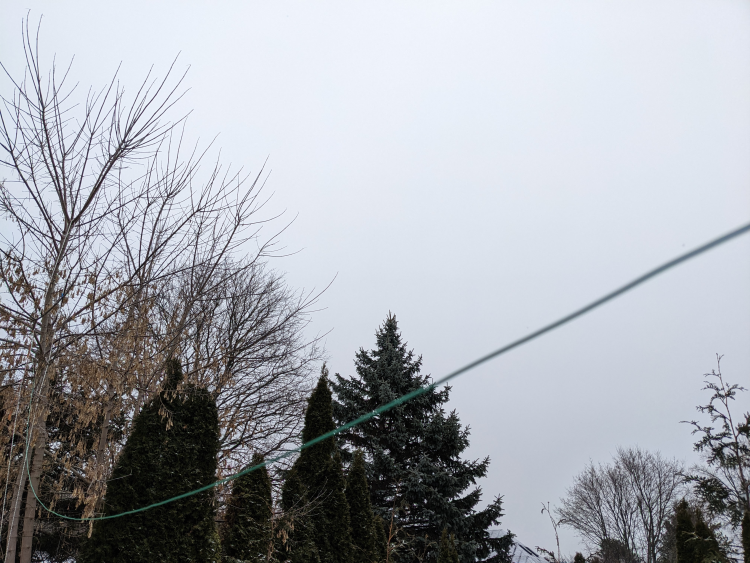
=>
[24,219,750,521]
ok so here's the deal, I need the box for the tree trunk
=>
[18,426,47,563]
[4,458,28,563]
[17,273,58,563]
[91,402,113,513]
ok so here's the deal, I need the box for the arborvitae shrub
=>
[282,367,352,563]
[373,515,388,563]
[279,468,320,563]
[222,452,273,562]
[574,553,586,563]
[80,359,221,563]
[346,450,380,563]
[693,508,721,563]
[438,529,460,563]
[675,500,696,563]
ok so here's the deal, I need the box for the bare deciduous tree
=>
[557,447,684,563]
[0,22,322,563]
[155,258,324,473]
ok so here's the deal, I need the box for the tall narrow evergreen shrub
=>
[346,450,381,562]
[282,367,353,563]
[693,509,721,563]
[374,516,388,563]
[675,500,696,563]
[222,452,273,562]
[280,468,320,563]
[80,359,221,563]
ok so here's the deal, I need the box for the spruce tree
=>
[438,529,460,563]
[283,366,353,563]
[80,359,221,563]
[742,511,750,563]
[346,450,382,563]
[222,452,273,562]
[332,314,510,563]
[574,553,585,563]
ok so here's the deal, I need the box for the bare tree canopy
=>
[157,258,322,469]
[557,447,684,563]
[0,22,322,563]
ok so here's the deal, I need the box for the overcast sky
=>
[2,0,750,555]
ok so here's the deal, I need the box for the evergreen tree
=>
[332,314,510,563]
[574,553,586,563]
[693,509,721,563]
[279,468,320,563]
[283,366,353,563]
[80,359,221,563]
[347,450,382,562]
[742,511,750,563]
[438,529,460,563]
[374,515,388,563]
[222,453,273,562]
[675,499,696,563]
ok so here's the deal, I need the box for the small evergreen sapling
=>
[685,360,750,530]
[222,452,273,562]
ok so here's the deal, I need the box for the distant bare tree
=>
[557,447,684,563]
[558,459,638,556]
[618,448,685,563]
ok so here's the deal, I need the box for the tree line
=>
[9,317,513,563]
[550,358,749,563]
[0,28,512,562]
[90,316,513,563]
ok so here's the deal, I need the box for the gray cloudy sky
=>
[2,0,750,554]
